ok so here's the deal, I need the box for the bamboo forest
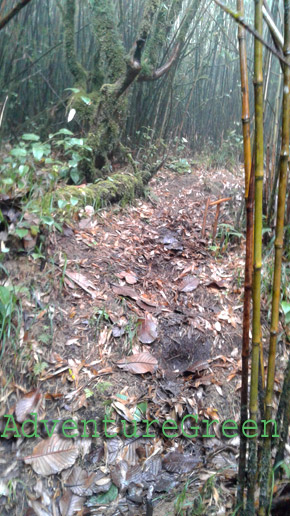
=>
[2,0,290,514]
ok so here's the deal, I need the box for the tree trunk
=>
[63,0,199,183]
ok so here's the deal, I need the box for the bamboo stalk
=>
[236,0,253,489]
[246,0,264,513]
[267,74,283,225]
[259,1,290,512]
[238,158,254,514]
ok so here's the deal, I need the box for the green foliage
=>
[0,284,20,359]
[49,128,93,185]
[0,129,94,200]
[87,483,118,507]
[95,381,113,394]
[174,474,219,515]
[168,158,191,174]
[281,301,290,325]
[216,223,243,249]
[33,360,48,376]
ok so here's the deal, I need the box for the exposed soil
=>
[0,165,252,515]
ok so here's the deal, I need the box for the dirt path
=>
[0,165,246,515]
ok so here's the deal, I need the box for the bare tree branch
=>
[0,0,34,31]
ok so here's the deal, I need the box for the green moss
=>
[142,2,167,72]
[34,169,146,217]
[78,88,127,182]
[64,0,87,86]
[139,0,161,40]
[90,0,126,83]
[68,89,99,124]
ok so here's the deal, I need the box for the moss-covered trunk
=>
[63,0,198,184]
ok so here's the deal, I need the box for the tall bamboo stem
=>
[236,0,253,512]
[246,0,264,513]
[259,1,290,513]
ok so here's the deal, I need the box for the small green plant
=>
[38,332,51,345]
[168,157,191,174]
[1,133,54,196]
[49,128,92,184]
[0,285,20,358]
[123,318,140,351]
[91,307,111,326]
[95,381,113,394]
[216,223,243,252]
[84,388,94,398]
[33,360,48,376]
[281,301,290,324]
[174,474,219,515]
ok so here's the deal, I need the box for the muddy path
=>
[0,165,246,515]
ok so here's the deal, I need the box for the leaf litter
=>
[0,166,255,515]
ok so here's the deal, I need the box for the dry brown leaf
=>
[116,270,138,284]
[59,489,85,516]
[15,389,43,423]
[65,271,96,298]
[64,466,98,496]
[138,313,158,344]
[178,275,200,293]
[112,284,139,300]
[112,401,134,422]
[206,279,227,289]
[139,294,157,307]
[116,352,158,374]
[24,434,79,475]
[162,451,201,473]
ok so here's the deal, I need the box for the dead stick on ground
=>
[202,197,231,238]
[202,198,211,237]
[212,204,221,240]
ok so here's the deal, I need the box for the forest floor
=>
[0,164,269,515]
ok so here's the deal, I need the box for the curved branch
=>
[0,0,33,31]
[138,43,180,81]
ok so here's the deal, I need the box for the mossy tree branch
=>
[139,0,199,81]
[64,0,87,86]
[90,0,126,83]
[0,0,34,31]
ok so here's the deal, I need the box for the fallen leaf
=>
[87,483,118,506]
[65,271,96,298]
[15,389,43,423]
[178,275,200,293]
[64,466,98,496]
[116,352,158,374]
[116,271,138,284]
[59,489,85,516]
[112,326,125,338]
[206,280,227,289]
[24,434,79,475]
[138,313,158,344]
[112,284,139,300]
[162,451,201,473]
